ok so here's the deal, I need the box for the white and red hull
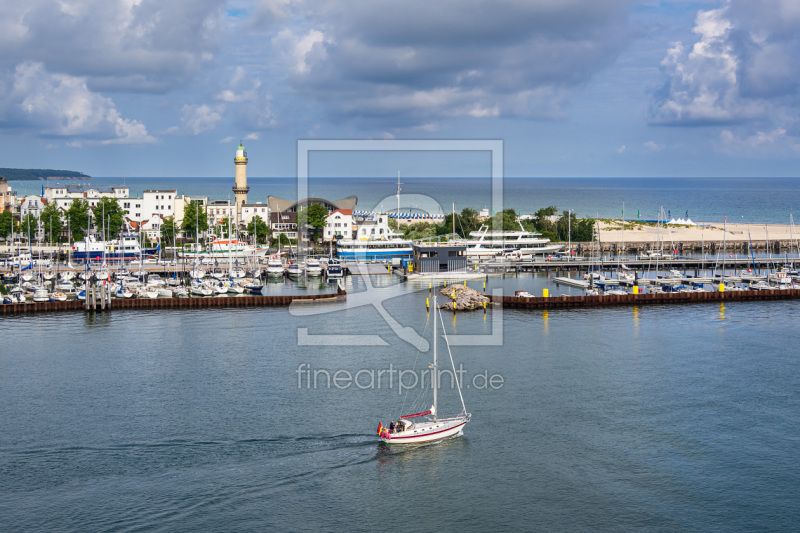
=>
[380,416,469,445]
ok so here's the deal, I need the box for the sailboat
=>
[377,298,471,444]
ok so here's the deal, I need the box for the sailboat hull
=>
[380,416,469,444]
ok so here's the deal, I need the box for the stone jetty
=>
[438,285,490,311]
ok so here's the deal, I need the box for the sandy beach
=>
[598,220,799,245]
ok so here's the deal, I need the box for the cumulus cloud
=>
[650,0,800,131]
[214,66,276,130]
[644,140,664,151]
[718,128,800,156]
[267,0,631,128]
[0,0,225,93]
[181,104,223,135]
[0,62,155,144]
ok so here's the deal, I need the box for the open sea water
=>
[1,273,799,531]
[10,177,800,224]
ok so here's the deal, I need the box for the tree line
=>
[1,200,594,247]
[390,207,595,243]
[0,168,90,181]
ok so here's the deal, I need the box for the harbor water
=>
[1,274,799,531]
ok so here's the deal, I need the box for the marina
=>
[5,0,800,526]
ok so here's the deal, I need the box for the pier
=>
[0,287,346,315]
[488,287,800,310]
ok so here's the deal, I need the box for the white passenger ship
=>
[465,224,564,258]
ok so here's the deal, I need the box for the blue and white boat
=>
[326,258,343,279]
[335,238,413,261]
[72,234,158,262]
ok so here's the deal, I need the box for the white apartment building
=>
[206,199,235,227]
[241,202,270,226]
[45,185,129,211]
[20,195,46,219]
[141,189,176,220]
[324,209,355,242]
[354,213,400,240]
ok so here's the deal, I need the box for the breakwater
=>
[488,288,800,309]
[0,288,345,315]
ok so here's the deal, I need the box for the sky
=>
[1,0,800,178]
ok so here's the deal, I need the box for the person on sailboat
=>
[389,421,395,433]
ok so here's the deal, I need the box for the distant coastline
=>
[0,168,90,181]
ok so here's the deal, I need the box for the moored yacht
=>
[465,224,563,258]
[266,257,285,277]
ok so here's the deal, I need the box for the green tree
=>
[490,208,520,231]
[20,213,39,240]
[438,207,482,237]
[271,233,291,246]
[40,202,64,245]
[181,200,208,240]
[296,203,328,241]
[93,197,126,239]
[399,221,439,240]
[67,199,90,242]
[0,211,15,241]
[247,215,269,244]
[160,217,178,245]
[573,218,595,242]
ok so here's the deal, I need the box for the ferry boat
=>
[178,237,266,261]
[72,234,156,262]
[465,224,563,258]
[335,238,413,261]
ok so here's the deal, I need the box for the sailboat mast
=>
[432,299,438,422]
[790,212,797,270]
[721,216,726,284]
[396,171,401,217]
